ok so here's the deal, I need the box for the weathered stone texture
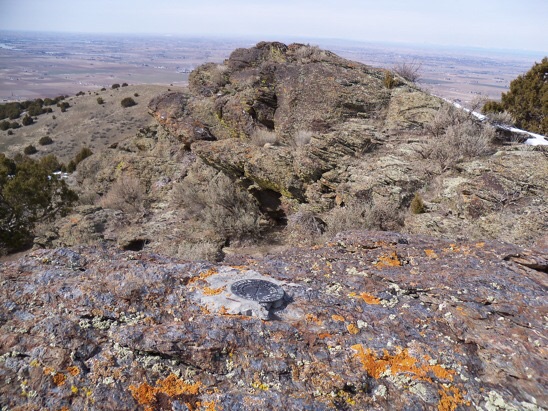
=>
[2,231,546,410]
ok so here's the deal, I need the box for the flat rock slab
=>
[191,267,289,319]
[0,231,546,410]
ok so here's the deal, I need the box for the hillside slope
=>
[0,84,180,163]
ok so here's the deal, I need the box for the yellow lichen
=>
[360,292,381,305]
[251,380,270,391]
[71,385,79,394]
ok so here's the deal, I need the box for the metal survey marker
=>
[230,279,285,303]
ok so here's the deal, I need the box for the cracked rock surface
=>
[1,231,546,410]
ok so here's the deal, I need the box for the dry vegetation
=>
[174,173,261,244]
[100,175,145,214]
[0,84,181,162]
[416,104,496,172]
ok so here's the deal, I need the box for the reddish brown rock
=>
[1,231,545,410]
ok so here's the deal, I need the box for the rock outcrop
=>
[39,42,548,260]
[1,231,546,410]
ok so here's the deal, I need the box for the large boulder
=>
[1,231,545,410]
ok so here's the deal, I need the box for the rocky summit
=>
[2,42,548,410]
[37,42,547,261]
[1,231,546,410]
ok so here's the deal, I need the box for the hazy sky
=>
[1,0,547,52]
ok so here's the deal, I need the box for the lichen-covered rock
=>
[2,231,545,410]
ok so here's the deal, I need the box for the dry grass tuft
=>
[250,129,278,146]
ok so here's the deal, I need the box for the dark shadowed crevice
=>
[122,239,148,251]
[249,187,286,226]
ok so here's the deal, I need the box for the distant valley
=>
[1,31,544,105]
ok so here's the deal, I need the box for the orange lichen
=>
[129,382,156,405]
[188,268,218,284]
[347,323,359,334]
[157,374,201,396]
[129,374,202,410]
[438,386,468,411]
[198,401,219,411]
[375,251,402,268]
[352,345,455,383]
[52,373,67,387]
[352,345,465,410]
[424,249,438,259]
[200,306,211,315]
[360,292,381,305]
[203,286,225,296]
[67,366,80,376]
[351,345,387,379]
[219,306,228,315]
[318,332,331,339]
[430,364,455,381]
[475,242,485,248]
[305,313,323,325]
[43,366,55,376]
[331,314,345,322]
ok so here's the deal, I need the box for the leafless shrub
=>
[176,173,261,243]
[210,64,229,87]
[287,210,326,236]
[178,241,223,262]
[393,60,422,83]
[251,129,278,146]
[78,189,100,206]
[485,110,514,127]
[324,198,403,237]
[293,45,328,62]
[100,175,144,214]
[417,105,495,172]
[293,130,313,147]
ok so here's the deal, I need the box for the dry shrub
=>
[417,105,495,172]
[176,173,261,243]
[409,193,426,214]
[251,129,278,146]
[287,210,326,242]
[324,199,403,237]
[100,175,144,214]
[384,70,396,89]
[485,110,514,127]
[178,241,222,262]
[393,60,422,83]
[293,130,313,147]
[293,45,328,62]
